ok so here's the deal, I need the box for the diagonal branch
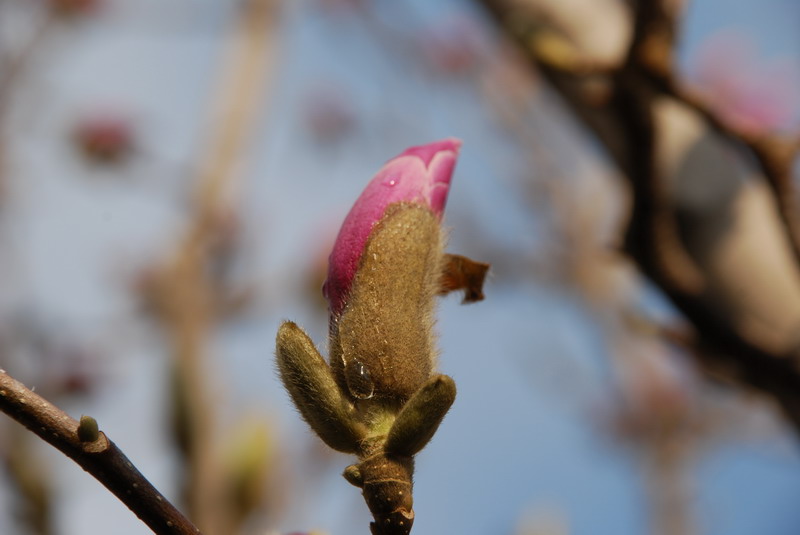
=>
[625,0,800,267]
[476,0,800,428]
[0,369,201,535]
[615,0,800,427]
[642,68,800,267]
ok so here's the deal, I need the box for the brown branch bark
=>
[632,30,800,267]
[0,369,201,535]
[476,0,800,430]
[620,0,800,428]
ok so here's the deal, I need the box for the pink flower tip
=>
[323,138,462,315]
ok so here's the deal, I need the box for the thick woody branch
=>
[615,0,707,296]
[628,2,800,265]
[476,0,800,427]
[481,0,800,266]
[616,3,800,423]
[477,0,629,166]
[642,68,800,266]
[0,370,201,535]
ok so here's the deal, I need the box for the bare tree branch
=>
[0,369,201,535]
[643,69,800,267]
[476,0,800,429]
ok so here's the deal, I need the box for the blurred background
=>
[0,0,799,534]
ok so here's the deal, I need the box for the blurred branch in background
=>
[136,0,281,533]
[0,2,53,212]
[2,425,52,535]
[474,0,800,534]
[476,0,800,434]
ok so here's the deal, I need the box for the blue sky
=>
[1,0,799,534]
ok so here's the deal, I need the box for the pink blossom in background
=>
[50,0,102,17]
[73,112,135,164]
[323,138,461,315]
[419,14,488,75]
[304,83,357,142]
[689,30,800,135]
[612,339,697,439]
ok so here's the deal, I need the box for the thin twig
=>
[0,8,55,120]
[0,7,56,206]
[0,369,201,535]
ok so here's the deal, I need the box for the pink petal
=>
[323,138,461,315]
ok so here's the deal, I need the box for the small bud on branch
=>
[0,370,200,535]
[77,414,100,443]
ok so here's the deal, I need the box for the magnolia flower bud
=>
[324,139,459,403]
[276,139,488,535]
[323,138,460,316]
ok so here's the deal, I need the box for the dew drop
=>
[343,357,375,399]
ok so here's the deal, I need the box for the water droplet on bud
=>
[343,357,375,399]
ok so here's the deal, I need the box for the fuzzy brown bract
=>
[275,321,365,453]
[329,203,444,403]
